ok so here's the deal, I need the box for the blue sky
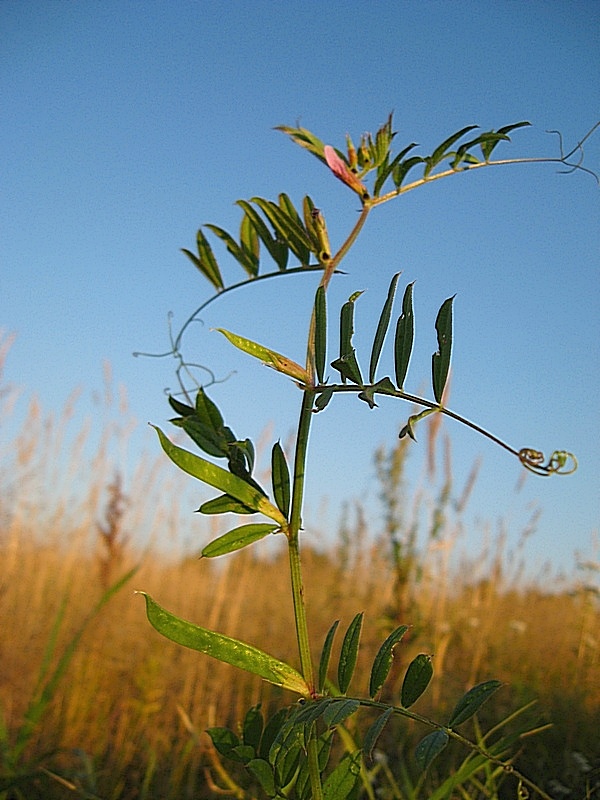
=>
[1,1,598,574]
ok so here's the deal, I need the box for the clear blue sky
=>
[1,1,598,575]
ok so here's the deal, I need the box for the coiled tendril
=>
[518,448,577,476]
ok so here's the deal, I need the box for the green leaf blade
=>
[318,620,340,693]
[431,296,454,404]
[322,750,362,800]
[394,282,415,390]
[139,593,309,695]
[338,612,363,694]
[448,679,503,727]
[401,653,433,708]
[216,328,310,384]
[369,272,400,383]
[201,523,279,558]
[363,707,393,761]
[415,730,449,772]
[271,441,291,519]
[314,285,327,384]
[369,624,409,698]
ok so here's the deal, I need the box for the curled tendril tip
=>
[518,448,577,476]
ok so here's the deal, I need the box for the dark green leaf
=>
[322,750,362,800]
[251,197,312,266]
[247,759,275,795]
[481,121,530,160]
[374,142,419,195]
[369,272,400,383]
[318,619,339,693]
[259,706,290,760]
[207,727,242,760]
[401,654,433,708]
[431,296,454,404]
[394,282,415,390]
[393,155,425,189]
[243,705,264,750]
[415,730,449,771]
[314,386,334,412]
[168,395,195,417]
[448,680,503,727]
[239,212,260,277]
[201,523,279,558]
[363,707,393,760]
[334,294,364,385]
[204,223,257,278]
[236,199,289,270]
[198,494,256,515]
[194,388,225,430]
[180,229,224,291]
[424,125,478,176]
[322,698,360,728]
[369,624,409,698]
[358,376,397,409]
[232,744,255,763]
[338,612,363,694]
[271,441,291,519]
[139,593,309,694]
[174,416,228,458]
[314,285,327,384]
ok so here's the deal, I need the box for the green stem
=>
[288,388,324,799]
[287,388,316,692]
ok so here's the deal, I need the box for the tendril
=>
[518,448,578,476]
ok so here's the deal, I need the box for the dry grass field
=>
[0,344,598,799]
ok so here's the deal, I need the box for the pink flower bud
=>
[324,145,369,200]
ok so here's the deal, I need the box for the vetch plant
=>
[136,116,597,798]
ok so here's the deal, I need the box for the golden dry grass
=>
[0,343,598,798]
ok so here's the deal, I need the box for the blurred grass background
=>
[0,335,598,799]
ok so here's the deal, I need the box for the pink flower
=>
[324,145,369,200]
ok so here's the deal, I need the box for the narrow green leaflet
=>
[181,228,224,291]
[338,612,363,694]
[363,707,393,761]
[321,698,360,729]
[236,199,289,271]
[481,121,530,160]
[423,125,478,177]
[275,124,327,162]
[239,212,260,277]
[431,296,454,404]
[271,442,291,519]
[314,285,327,384]
[216,328,310,384]
[168,395,195,417]
[331,293,364,385]
[448,680,503,727]
[318,619,339,693]
[369,624,409,698]
[401,654,433,708]
[152,426,286,525]
[369,272,400,383]
[198,493,256,515]
[201,523,279,558]
[314,386,334,412]
[322,750,362,800]
[394,282,415,390]
[251,197,313,266]
[204,223,258,278]
[139,593,309,695]
[415,730,449,772]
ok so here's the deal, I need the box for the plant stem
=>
[287,388,316,693]
[288,388,324,799]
